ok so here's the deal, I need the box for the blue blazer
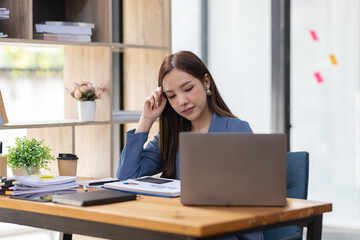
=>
[116,113,262,240]
[117,113,253,180]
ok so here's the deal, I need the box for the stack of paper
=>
[0,175,79,196]
[0,8,9,19]
[10,189,78,202]
[34,21,94,42]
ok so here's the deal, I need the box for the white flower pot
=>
[77,101,96,121]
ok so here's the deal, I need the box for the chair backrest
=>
[263,151,309,240]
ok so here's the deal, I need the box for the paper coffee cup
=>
[57,153,78,176]
[0,156,7,177]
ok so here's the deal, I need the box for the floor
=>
[0,224,359,240]
[0,223,105,240]
[312,227,360,240]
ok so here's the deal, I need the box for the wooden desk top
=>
[0,194,332,237]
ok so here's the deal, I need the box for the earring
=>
[206,86,212,96]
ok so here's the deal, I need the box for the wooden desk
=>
[0,194,332,240]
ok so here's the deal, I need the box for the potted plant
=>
[67,81,105,121]
[6,137,55,176]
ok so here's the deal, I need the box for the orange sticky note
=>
[314,72,323,83]
[309,30,318,41]
[329,54,337,65]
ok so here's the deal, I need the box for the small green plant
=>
[6,137,55,174]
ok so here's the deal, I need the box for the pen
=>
[88,180,120,186]
[83,185,88,192]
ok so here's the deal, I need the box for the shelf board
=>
[112,43,170,51]
[0,38,110,47]
[0,119,111,129]
[0,111,141,130]
[112,110,141,123]
[0,38,171,51]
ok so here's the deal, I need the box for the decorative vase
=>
[12,166,39,176]
[77,100,96,121]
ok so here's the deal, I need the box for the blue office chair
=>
[263,151,309,240]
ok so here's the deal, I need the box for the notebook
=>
[179,133,287,206]
[104,176,180,197]
[52,189,136,206]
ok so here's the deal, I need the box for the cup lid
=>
[57,153,78,160]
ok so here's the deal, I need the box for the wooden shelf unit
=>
[0,0,171,178]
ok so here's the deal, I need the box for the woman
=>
[117,51,262,240]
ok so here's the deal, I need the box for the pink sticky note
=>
[314,72,323,83]
[309,30,318,41]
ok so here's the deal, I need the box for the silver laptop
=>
[179,133,287,206]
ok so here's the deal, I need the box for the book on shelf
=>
[34,33,91,42]
[0,8,9,19]
[104,176,181,198]
[0,33,8,38]
[35,23,92,36]
[52,189,137,206]
[40,21,95,28]
[0,10,9,14]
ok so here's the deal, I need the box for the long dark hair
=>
[158,51,236,179]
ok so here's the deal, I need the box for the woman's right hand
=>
[135,87,167,133]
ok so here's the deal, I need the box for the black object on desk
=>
[88,180,120,186]
[52,189,136,206]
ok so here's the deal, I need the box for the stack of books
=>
[0,175,79,196]
[0,8,9,38]
[0,8,9,19]
[34,21,94,42]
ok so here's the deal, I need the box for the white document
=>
[8,182,79,196]
[13,175,78,187]
[104,176,180,197]
[4,176,79,196]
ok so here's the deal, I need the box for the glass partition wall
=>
[173,0,360,236]
[291,0,360,230]
[172,0,271,133]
